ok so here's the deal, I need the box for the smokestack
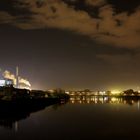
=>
[16,66,19,88]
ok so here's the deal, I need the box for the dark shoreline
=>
[0,97,69,129]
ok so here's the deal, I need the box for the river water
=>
[0,96,140,140]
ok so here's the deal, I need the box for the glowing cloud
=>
[0,0,140,48]
[19,77,31,87]
[3,70,16,85]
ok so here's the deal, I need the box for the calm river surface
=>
[0,97,140,140]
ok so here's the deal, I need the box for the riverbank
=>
[0,86,70,119]
[0,86,70,101]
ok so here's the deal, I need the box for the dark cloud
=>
[63,0,103,18]
[0,0,32,16]
[107,0,140,13]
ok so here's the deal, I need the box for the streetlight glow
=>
[111,90,121,95]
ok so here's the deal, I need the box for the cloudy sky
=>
[0,0,140,90]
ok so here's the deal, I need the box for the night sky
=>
[0,0,140,90]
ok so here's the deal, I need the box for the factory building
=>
[0,79,13,87]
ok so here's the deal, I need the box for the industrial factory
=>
[0,67,31,90]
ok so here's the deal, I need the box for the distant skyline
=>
[0,0,140,90]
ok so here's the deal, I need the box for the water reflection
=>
[1,97,140,140]
[0,96,140,132]
[0,100,67,130]
[70,96,140,106]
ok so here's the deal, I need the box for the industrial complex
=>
[0,67,31,90]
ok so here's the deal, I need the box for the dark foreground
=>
[0,96,140,140]
[0,98,67,129]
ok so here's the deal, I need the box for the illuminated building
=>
[0,79,13,87]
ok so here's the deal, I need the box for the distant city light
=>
[111,90,121,95]
[99,91,106,95]
[65,91,70,94]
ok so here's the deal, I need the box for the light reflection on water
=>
[70,96,140,106]
[0,97,140,140]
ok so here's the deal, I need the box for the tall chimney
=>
[16,66,19,88]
